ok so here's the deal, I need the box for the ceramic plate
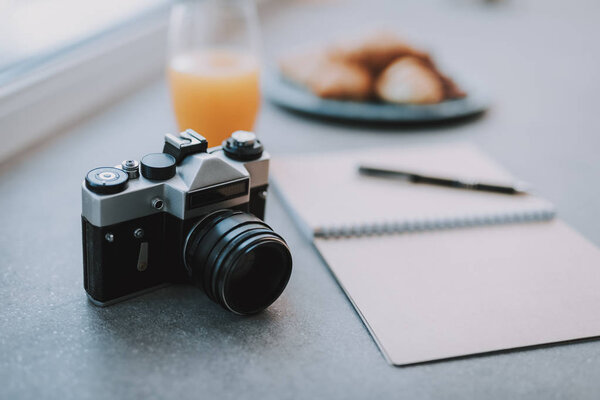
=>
[263,70,490,123]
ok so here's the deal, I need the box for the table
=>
[2,0,600,398]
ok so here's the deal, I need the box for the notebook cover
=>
[315,220,600,365]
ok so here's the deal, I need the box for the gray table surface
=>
[2,0,600,399]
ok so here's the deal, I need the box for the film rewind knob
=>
[85,167,129,195]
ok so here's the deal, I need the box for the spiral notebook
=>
[272,143,600,365]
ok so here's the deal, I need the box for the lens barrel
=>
[184,210,292,315]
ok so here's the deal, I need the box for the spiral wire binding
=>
[314,207,557,239]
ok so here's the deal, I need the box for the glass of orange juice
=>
[167,0,261,148]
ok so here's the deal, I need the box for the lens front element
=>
[184,210,292,315]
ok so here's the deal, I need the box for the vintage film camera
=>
[81,130,292,314]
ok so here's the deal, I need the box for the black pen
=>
[358,165,529,195]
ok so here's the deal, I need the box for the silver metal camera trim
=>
[82,146,270,227]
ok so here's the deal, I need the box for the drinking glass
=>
[167,0,261,147]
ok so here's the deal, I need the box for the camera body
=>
[81,130,278,309]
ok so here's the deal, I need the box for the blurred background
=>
[2,0,598,238]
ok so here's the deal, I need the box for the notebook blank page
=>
[272,144,553,236]
[315,220,600,365]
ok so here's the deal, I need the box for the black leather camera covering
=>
[82,184,267,304]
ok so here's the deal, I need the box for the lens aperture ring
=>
[201,222,275,303]
[206,227,285,308]
[185,211,275,296]
[184,210,292,314]
[184,210,234,281]
[198,218,271,297]
[216,234,291,314]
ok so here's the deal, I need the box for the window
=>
[0,0,173,163]
[0,0,171,86]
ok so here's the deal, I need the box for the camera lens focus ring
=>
[184,210,234,280]
[204,224,281,304]
[184,210,292,315]
[215,232,290,314]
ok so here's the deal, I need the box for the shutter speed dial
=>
[223,130,263,161]
[140,153,176,181]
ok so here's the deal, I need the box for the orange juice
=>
[168,49,260,147]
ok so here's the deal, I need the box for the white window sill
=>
[0,10,169,164]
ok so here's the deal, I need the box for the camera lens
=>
[184,210,292,315]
